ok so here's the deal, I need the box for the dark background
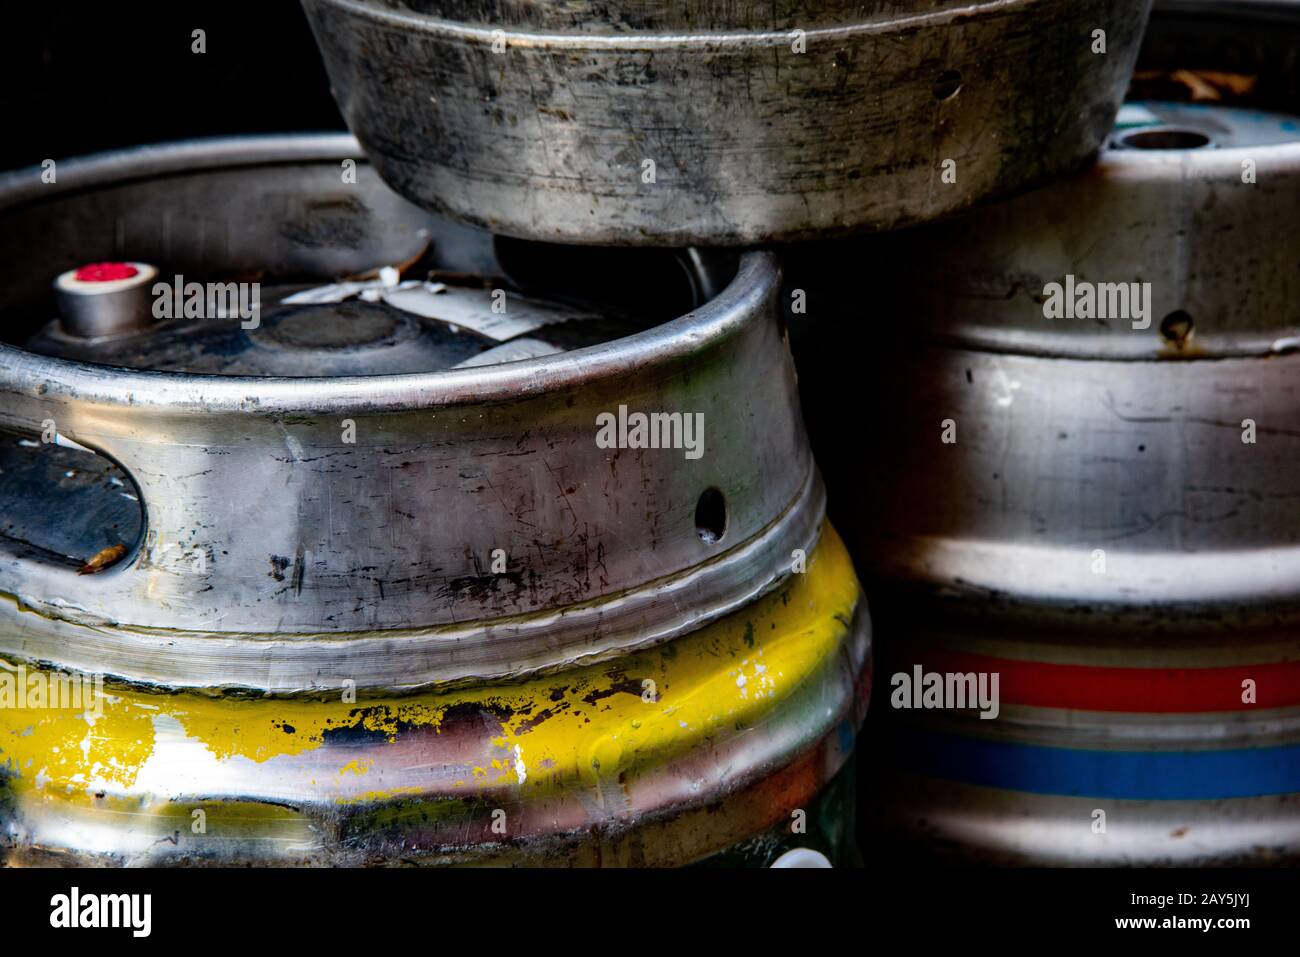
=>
[0,2,345,173]
[5,2,1293,173]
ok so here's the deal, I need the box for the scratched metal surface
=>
[301,0,1153,244]
[0,137,821,693]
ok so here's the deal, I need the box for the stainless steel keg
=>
[0,137,870,865]
[300,0,1153,245]
[793,0,1300,864]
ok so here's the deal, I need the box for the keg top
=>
[816,104,1300,358]
[0,134,748,408]
[28,278,644,378]
[0,136,819,694]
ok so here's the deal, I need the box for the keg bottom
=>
[0,528,869,867]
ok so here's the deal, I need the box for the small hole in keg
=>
[695,487,727,545]
[932,70,962,101]
[1116,127,1212,151]
[1160,310,1194,347]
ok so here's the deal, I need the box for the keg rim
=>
[0,134,778,415]
[309,0,1045,48]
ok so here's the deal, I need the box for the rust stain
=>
[77,542,127,575]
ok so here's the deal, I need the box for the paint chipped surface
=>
[0,529,865,853]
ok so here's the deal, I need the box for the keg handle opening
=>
[0,423,146,577]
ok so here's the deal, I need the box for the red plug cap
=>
[74,262,140,283]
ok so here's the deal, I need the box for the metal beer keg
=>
[300,0,1153,245]
[0,137,870,865]
[792,0,1300,864]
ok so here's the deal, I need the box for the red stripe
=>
[891,648,1300,713]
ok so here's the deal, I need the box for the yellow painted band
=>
[1,526,861,808]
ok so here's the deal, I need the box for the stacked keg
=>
[0,0,1211,866]
[795,0,1300,864]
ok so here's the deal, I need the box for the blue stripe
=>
[896,728,1300,800]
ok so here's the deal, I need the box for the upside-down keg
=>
[0,137,869,865]
[301,0,1153,245]
[793,0,1300,864]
